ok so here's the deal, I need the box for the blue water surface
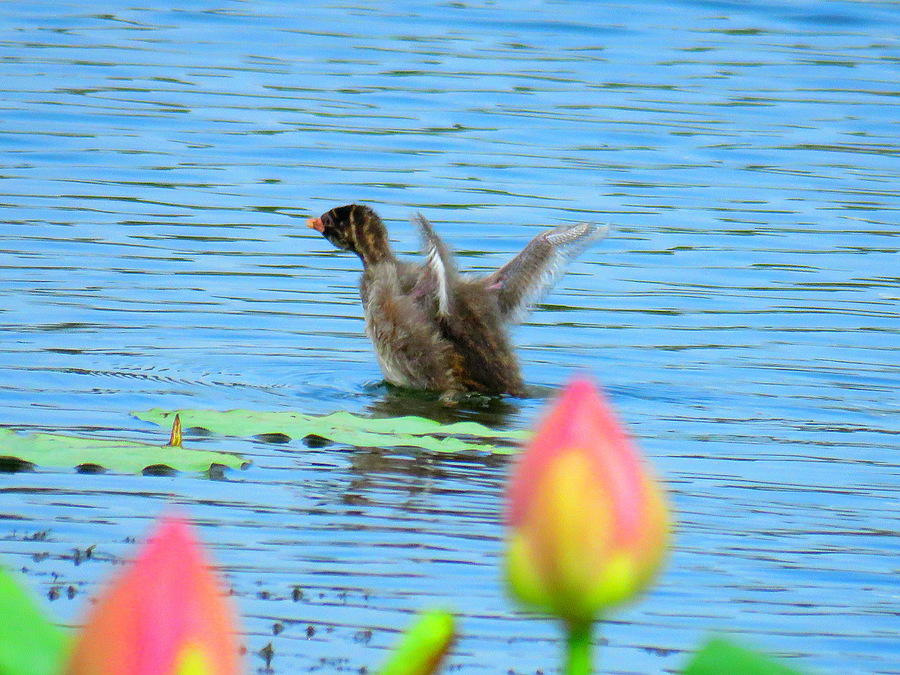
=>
[1,1,898,674]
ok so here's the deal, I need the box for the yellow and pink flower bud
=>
[505,376,669,627]
[65,514,241,675]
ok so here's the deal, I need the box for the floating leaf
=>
[134,409,527,454]
[378,610,455,675]
[0,428,247,475]
[683,638,810,675]
[0,564,70,675]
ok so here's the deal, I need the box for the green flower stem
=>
[565,621,594,675]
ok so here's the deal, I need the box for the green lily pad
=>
[134,409,528,454]
[0,564,69,675]
[0,428,247,475]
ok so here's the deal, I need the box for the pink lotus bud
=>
[504,376,669,626]
[65,514,241,675]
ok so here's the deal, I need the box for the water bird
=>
[307,204,607,399]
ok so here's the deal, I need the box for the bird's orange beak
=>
[307,217,325,233]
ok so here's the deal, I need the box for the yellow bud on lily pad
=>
[504,376,669,626]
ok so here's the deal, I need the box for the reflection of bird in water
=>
[307,204,607,400]
[363,380,524,428]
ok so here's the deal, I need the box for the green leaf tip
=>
[683,637,811,675]
[378,610,456,675]
[0,564,70,675]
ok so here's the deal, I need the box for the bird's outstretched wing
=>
[483,222,609,325]
[412,213,458,316]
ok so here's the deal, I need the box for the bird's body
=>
[307,204,606,398]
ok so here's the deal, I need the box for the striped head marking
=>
[307,204,390,263]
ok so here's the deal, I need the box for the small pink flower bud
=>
[65,514,241,675]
